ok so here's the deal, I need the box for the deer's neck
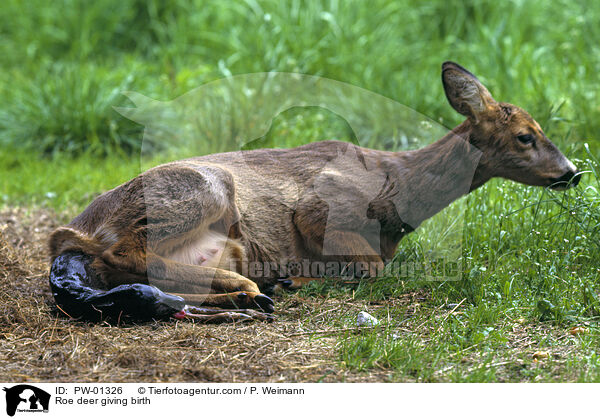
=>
[382,121,490,230]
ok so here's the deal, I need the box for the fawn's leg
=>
[172,306,274,323]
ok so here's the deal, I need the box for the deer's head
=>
[442,62,580,190]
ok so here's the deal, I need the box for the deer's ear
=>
[442,62,496,121]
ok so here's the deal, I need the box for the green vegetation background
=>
[1,0,600,380]
[1,0,598,206]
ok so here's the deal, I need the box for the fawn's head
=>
[442,62,580,190]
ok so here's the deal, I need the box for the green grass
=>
[1,0,600,154]
[291,141,600,381]
[0,148,140,211]
[1,0,600,381]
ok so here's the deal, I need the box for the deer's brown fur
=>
[48,62,580,321]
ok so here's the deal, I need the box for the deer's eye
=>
[517,134,535,144]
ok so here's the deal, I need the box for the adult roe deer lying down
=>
[48,62,581,323]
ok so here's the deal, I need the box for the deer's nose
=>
[551,169,581,189]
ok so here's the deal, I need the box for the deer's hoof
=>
[278,278,293,288]
[254,293,275,313]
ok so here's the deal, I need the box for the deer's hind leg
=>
[143,252,275,313]
[98,164,274,320]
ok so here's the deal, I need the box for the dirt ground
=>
[0,207,401,382]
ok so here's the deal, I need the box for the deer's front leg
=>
[276,230,385,292]
[319,230,385,276]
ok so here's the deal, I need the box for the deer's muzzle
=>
[549,170,581,190]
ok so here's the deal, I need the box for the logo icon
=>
[3,385,50,417]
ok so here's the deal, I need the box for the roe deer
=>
[48,62,580,323]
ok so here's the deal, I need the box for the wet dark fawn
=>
[48,62,580,323]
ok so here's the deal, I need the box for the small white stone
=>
[356,311,379,327]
